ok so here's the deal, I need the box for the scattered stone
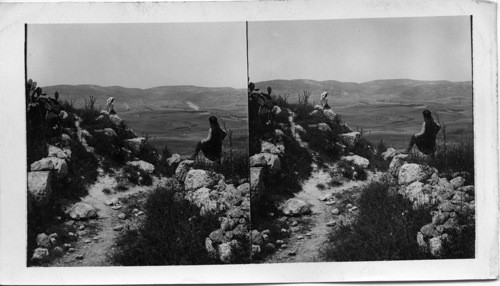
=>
[297,235,305,240]
[341,155,370,169]
[416,232,427,251]
[276,239,284,244]
[136,211,145,216]
[306,232,313,237]
[92,237,99,242]
[291,221,298,227]
[32,248,49,261]
[48,145,72,160]
[282,198,312,216]
[126,160,155,174]
[381,148,397,161]
[113,225,123,231]
[420,223,439,237]
[63,243,71,249]
[132,208,139,213]
[325,201,335,205]
[36,233,51,248]
[429,237,443,257]
[78,225,85,231]
[118,213,126,220]
[68,248,76,253]
[124,137,146,153]
[76,254,84,260]
[52,246,64,256]
[281,244,288,249]
[69,202,98,220]
[205,238,218,259]
[326,220,336,227]
[250,153,281,175]
[350,206,358,211]
[30,157,68,179]
[111,205,122,210]
[389,154,409,176]
[331,208,340,215]
[339,132,360,150]
[27,171,52,207]
[166,154,182,167]
[218,242,235,263]
[288,250,297,256]
[105,198,119,206]
[84,239,91,244]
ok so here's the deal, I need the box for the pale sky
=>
[28,23,247,89]
[249,16,472,83]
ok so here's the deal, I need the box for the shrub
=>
[322,181,433,261]
[337,159,367,181]
[192,150,249,183]
[113,186,221,265]
[121,165,152,186]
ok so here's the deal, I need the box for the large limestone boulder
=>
[381,148,397,161]
[250,153,281,175]
[125,137,146,153]
[175,160,195,181]
[69,202,98,220]
[126,160,155,174]
[282,198,312,216]
[36,233,51,248]
[27,171,52,206]
[31,157,68,179]
[341,155,369,169]
[166,154,181,168]
[450,176,465,189]
[339,132,360,150]
[184,169,222,191]
[398,163,427,185]
[389,154,409,176]
[48,145,71,160]
[186,187,218,216]
[250,167,266,192]
[218,241,237,263]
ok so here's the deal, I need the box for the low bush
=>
[121,165,152,186]
[113,186,221,265]
[322,181,433,261]
[192,150,249,183]
[337,159,367,181]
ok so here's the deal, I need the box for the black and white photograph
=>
[248,17,475,263]
[0,0,497,284]
[26,22,251,266]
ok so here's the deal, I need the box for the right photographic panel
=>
[248,17,474,263]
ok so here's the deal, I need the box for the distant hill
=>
[42,84,247,113]
[254,79,472,105]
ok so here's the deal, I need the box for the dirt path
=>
[265,162,375,263]
[264,109,376,263]
[51,168,163,266]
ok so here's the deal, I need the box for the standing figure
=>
[106,97,116,115]
[189,116,227,162]
[405,110,441,156]
[320,91,330,109]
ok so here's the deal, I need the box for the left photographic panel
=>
[26,23,250,266]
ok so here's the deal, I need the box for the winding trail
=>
[51,168,165,266]
[264,109,378,263]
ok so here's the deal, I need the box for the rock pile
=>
[172,159,251,263]
[387,153,475,257]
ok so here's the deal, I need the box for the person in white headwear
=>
[106,97,116,115]
[320,91,330,109]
